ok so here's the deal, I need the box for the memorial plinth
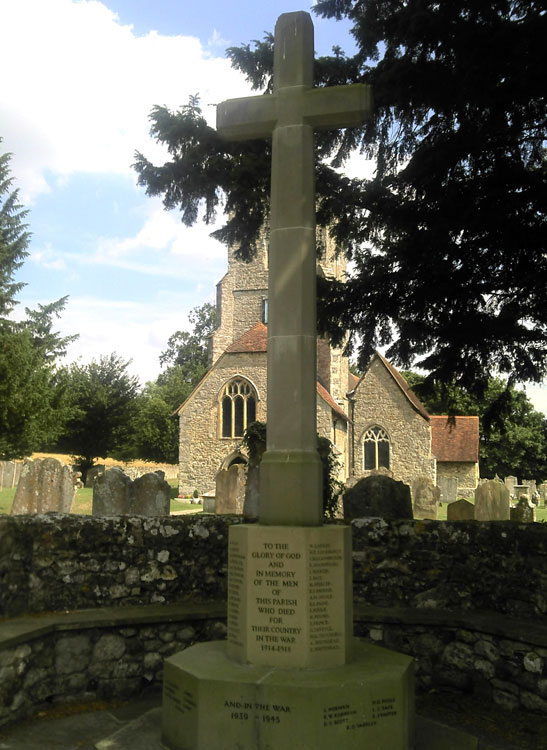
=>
[161,11,414,750]
[163,640,414,750]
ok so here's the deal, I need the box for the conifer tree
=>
[135,2,546,399]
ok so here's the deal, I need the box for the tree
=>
[125,303,217,465]
[0,142,76,458]
[159,302,216,388]
[134,2,546,400]
[56,354,140,476]
[402,371,547,481]
[0,327,69,458]
[0,141,29,321]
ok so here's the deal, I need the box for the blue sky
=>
[1,0,545,414]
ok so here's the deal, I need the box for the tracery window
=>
[363,426,390,470]
[220,379,257,438]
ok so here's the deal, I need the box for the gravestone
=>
[412,476,440,520]
[11,458,77,514]
[438,476,458,504]
[343,474,413,520]
[447,498,475,521]
[538,483,547,506]
[510,495,536,523]
[215,464,246,514]
[85,464,106,488]
[92,467,170,516]
[162,12,413,750]
[523,479,536,496]
[474,479,510,521]
[201,490,216,514]
[0,460,22,490]
[513,484,530,499]
[504,475,518,497]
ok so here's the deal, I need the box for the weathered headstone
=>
[162,12,413,750]
[132,472,171,515]
[85,464,106,488]
[447,498,475,521]
[504,475,518,497]
[510,495,536,523]
[538,483,547,506]
[201,490,216,514]
[0,460,22,490]
[215,464,246,514]
[523,479,536,496]
[513,484,530,499]
[412,476,440,520]
[474,479,510,521]
[92,467,170,516]
[343,474,413,520]
[438,476,458,504]
[11,458,77,514]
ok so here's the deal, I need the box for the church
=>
[176,229,479,500]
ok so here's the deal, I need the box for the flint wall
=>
[1,514,546,726]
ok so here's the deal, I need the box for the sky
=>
[1,0,546,414]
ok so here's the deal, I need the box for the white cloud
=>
[19,291,215,385]
[0,0,252,202]
[29,199,228,281]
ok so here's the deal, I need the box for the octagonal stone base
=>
[162,639,414,750]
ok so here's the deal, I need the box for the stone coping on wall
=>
[2,601,546,653]
[0,601,226,652]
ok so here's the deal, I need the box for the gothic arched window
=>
[363,426,390,470]
[220,379,257,438]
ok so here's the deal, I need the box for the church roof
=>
[348,371,360,391]
[226,322,268,353]
[317,382,348,422]
[430,416,479,463]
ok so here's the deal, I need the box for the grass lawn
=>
[0,481,203,515]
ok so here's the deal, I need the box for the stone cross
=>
[217,11,372,526]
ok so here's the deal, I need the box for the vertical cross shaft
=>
[216,12,372,526]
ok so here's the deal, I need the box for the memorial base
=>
[162,639,414,750]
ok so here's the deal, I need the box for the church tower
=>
[209,225,350,407]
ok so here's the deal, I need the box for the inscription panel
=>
[228,525,351,667]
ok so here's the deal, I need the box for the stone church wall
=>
[353,358,435,486]
[178,352,268,495]
[437,461,479,497]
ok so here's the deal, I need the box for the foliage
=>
[21,296,78,363]
[0,327,69,458]
[0,142,29,321]
[0,143,76,458]
[159,302,216,385]
[134,3,546,399]
[123,303,218,465]
[55,354,140,476]
[242,421,343,519]
[130,382,179,464]
[402,371,547,482]
[317,435,344,519]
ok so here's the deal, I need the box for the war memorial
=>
[161,11,414,750]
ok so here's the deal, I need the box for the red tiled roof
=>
[226,322,267,353]
[348,371,360,391]
[317,382,348,421]
[430,416,479,463]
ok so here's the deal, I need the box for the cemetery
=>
[1,5,546,750]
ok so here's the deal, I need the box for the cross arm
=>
[217,95,277,141]
[303,83,373,131]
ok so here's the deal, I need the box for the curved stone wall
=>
[1,514,546,726]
